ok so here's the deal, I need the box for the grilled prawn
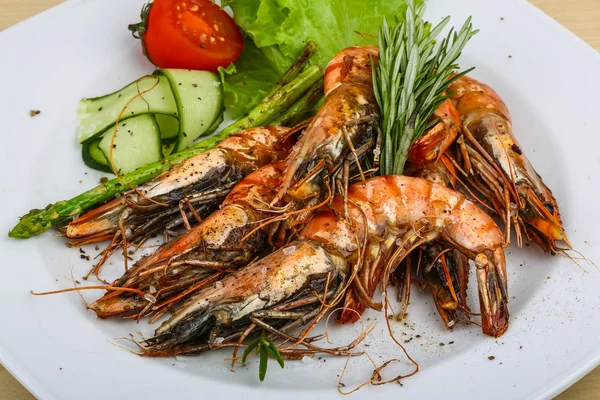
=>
[273,46,379,203]
[65,126,291,275]
[88,161,288,319]
[141,239,349,356]
[310,175,509,338]
[450,75,569,253]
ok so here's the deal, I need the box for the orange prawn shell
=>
[450,76,511,120]
[324,46,378,96]
[450,75,568,252]
[407,99,462,165]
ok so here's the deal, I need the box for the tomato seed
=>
[189,4,199,11]
[214,24,219,32]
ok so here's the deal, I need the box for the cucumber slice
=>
[162,142,175,157]
[77,75,177,143]
[81,138,112,173]
[155,114,179,143]
[160,69,223,152]
[98,115,162,175]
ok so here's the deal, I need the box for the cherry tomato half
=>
[129,0,244,71]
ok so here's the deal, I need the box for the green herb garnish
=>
[241,331,285,382]
[373,0,478,175]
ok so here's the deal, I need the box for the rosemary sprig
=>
[241,331,285,382]
[373,0,478,175]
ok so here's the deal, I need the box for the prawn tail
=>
[475,248,509,338]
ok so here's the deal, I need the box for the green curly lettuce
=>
[223,0,421,73]
[221,0,421,116]
[219,36,280,119]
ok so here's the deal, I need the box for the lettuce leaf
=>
[221,0,421,116]
[219,36,280,119]
[223,0,421,73]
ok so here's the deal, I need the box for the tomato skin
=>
[135,0,243,71]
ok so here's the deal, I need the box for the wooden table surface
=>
[1,0,599,399]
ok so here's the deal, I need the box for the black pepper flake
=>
[112,144,117,148]
[99,177,108,184]
[183,132,188,137]
[488,356,495,360]
[29,110,41,117]
[79,248,85,254]
[511,144,522,154]
[192,83,198,87]
[439,342,445,347]
[98,107,103,111]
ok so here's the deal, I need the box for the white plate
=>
[1,0,600,399]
